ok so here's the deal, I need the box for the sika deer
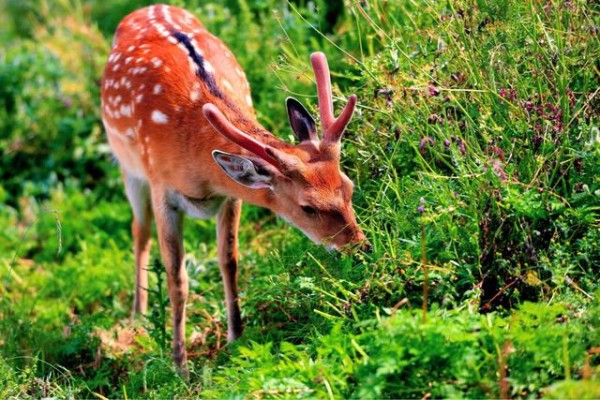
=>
[101,4,367,371]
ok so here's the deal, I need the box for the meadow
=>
[1,0,599,398]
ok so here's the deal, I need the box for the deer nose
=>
[360,241,373,254]
[347,229,371,253]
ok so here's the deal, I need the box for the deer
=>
[101,4,368,372]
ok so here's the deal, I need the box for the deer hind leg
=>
[122,170,153,316]
[217,198,243,341]
[151,188,189,373]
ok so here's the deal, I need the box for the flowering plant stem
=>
[421,219,428,324]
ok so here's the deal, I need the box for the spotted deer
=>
[101,4,368,371]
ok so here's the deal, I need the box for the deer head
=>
[203,52,367,251]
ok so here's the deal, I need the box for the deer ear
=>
[286,97,317,143]
[212,150,273,189]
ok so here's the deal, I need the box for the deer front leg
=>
[122,171,153,316]
[217,198,243,341]
[151,190,189,373]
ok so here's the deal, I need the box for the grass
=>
[1,0,599,398]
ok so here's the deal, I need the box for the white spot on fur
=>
[112,63,121,72]
[162,5,182,30]
[125,128,135,137]
[135,94,144,103]
[190,39,204,56]
[203,60,214,74]
[222,79,233,92]
[153,84,162,95]
[125,56,133,64]
[132,67,147,75]
[154,22,170,38]
[182,10,195,24]
[188,58,197,74]
[103,104,113,118]
[190,88,201,102]
[246,94,253,106]
[151,57,163,68]
[151,110,168,124]
[177,43,188,54]
[127,45,136,52]
[120,104,132,117]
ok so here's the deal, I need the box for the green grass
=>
[1,0,599,398]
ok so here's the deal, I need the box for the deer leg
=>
[216,198,243,341]
[122,170,153,316]
[151,189,189,373]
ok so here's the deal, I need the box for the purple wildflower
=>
[418,197,425,213]
[457,138,466,155]
[428,85,440,96]
[62,96,73,108]
[376,88,394,108]
[419,137,435,154]
[428,114,444,124]
[492,160,507,181]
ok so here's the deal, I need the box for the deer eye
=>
[301,205,318,216]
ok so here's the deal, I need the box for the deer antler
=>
[203,104,302,173]
[310,52,357,143]
[202,104,283,170]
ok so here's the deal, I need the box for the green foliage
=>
[1,0,599,398]
[145,258,171,353]
[202,300,600,398]
[347,0,599,311]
